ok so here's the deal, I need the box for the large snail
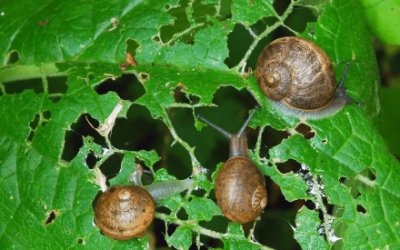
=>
[93,167,193,240]
[256,36,357,118]
[198,110,267,224]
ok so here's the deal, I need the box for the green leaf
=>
[158,194,184,213]
[183,197,221,221]
[166,226,193,250]
[232,0,276,26]
[222,223,260,250]
[294,208,329,249]
[1,0,399,248]
[360,0,400,45]
[259,161,310,201]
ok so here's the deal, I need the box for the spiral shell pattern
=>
[215,157,267,224]
[256,37,336,110]
[94,185,155,240]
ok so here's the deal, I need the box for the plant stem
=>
[233,0,297,72]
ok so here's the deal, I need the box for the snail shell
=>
[198,110,267,224]
[94,185,155,240]
[256,36,337,111]
[215,156,267,224]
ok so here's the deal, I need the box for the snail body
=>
[94,167,193,240]
[198,110,267,224]
[256,36,356,118]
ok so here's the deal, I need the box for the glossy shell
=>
[256,36,336,110]
[94,185,155,240]
[215,157,267,224]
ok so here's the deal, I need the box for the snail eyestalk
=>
[197,114,232,139]
[337,62,360,106]
[237,109,256,138]
[338,62,351,89]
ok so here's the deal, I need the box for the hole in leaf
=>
[321,138,328,144]
[359,168,376,181]
[42,110,51,120]
[126,39,139,59]
[192,0,216,23]
[152,35,161,43]
[253,181,301,249]
[251,16,278,36]
[164,138,192,179]
[95,74,145,101]
[40,110,52,127]
[159,1,192,44]
[85,151,98,169]
[139,72,149,82]
[176,207,189,221]
[200,234,223,249]
[284,6,318,33]
[61,130,83,162]
[224,24,253,68]
[26,110,53,142]
[321,196,334,215]
[47,76,68,103]
[173,84,191,104]
[49,96,62,103]
[99,153,122,181]
[304,200,316,210]
[44,210,60,225]
[27,131,35,142]
[276,159,301,174]
[173,84,200,104]
[30,114,41,130]
[110,104,166,151]
[3,78,44,94]
[295,123,315,139]
[339,176,347,184]
[61,114,105,162]
[154,218,177,248]
[5,50,20,65]
[260,127,290,158]
[161,110,194,179]
[357,204,367,214]
[218,0,232,20]
[77,238,84,245]
[273,0,290,15]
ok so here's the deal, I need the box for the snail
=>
[256,36,357,119]
[93,166,193,240]
[198,110,267,224]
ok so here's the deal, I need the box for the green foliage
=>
[0,0,399,249]
[360,0,400,45]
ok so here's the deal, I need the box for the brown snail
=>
[198,110,267,224]
[94,185,155,240]
[256,36,357,118]
[93,167,193,240]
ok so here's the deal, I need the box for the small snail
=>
[256,36,357,118]
[94,185,155,240]
[94,167,193,240]
[198,110,267,224]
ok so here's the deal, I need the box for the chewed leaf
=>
[0,0,398,249]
